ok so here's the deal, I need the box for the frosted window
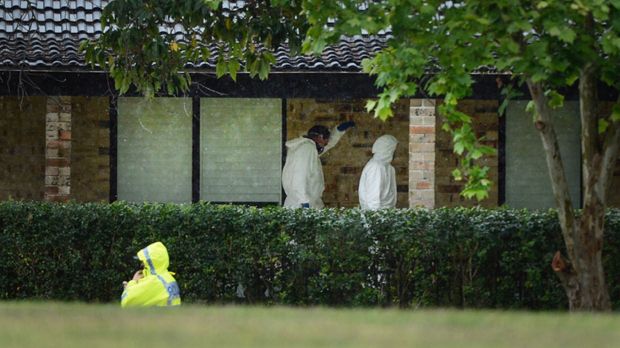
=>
[117,97,192,203]
[505,101,581,209]
[201,98,282,202]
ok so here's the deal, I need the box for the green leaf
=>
[258,60,270,80]
[499,99,509,116]
[474,189,489,201]
[215,60,227,78]
[612,104,620,122]
[559,28,577,44]
[598,119,609,134]
[454,142,465,155]
[376,98,393,120]
[470,149,483,160]
[302,35,328,55]
[545,90,564,109]
[452,168,462,181]
[547,25,576,43]
[201,47,211,60]
[479,145,497,156]
[228,60,240,81]
[507,20,533,33]
[421,4,435,15]
[565,73,579,86]
[500,38,520,54]
[525,101,536,114]
[205,0,221,11]
[365,99,377,112]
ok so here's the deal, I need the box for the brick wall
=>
[435,100,499,208]
[0,96,46,200]
[286,99,410,208]
[409,99,436,208]
[71,96,110,202]
[45,96,72,202]
[2,94,614,209]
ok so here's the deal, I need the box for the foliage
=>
[2,201,620,309]
[302,0,620,200]
[86,1,620,202]
[81,0,307,96]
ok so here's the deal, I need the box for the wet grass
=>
[1,301,619,348]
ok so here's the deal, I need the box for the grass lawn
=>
[1,302,619,348]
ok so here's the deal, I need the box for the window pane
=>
[0,97,46,201]
[505,101,581,209]
[201,98,282,202]
[117,97,192,203]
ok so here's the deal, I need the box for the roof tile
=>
[0,0,389,72]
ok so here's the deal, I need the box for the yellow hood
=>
[137,241,170,275]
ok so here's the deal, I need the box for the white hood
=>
[371,135,398,163]
[286,136,314,150]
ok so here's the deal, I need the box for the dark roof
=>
[0,0,389,72]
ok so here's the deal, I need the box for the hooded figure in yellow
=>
[121,241,181,307]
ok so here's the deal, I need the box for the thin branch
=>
[192,77,227,96]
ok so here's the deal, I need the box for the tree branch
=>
[579,63,600,189]
[578,63,607,247]
[600,106,620,204]
[527,80,577,262]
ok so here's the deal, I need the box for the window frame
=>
[110,96,287,205]
[498,99,583,209]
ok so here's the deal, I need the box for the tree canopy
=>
[83,0,307,95]
[302,0,620,199]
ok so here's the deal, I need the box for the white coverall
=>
[358,135,398,210]
[282,127,345,208]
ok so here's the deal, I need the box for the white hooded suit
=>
[282,127,345,208]
[358,135,398,210]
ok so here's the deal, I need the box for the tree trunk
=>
[571,63,612,310]
[528,73,616,311]
[552,217,610,310]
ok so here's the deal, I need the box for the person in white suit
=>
[358,134,398,210]
[282,121,355,208]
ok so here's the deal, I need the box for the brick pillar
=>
[45,96,71,202]
[409,99,436,208]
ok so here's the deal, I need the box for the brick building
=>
[1,1,619,209]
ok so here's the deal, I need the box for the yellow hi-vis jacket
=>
[121,241,181,307]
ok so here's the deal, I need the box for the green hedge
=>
[1,202,619,309]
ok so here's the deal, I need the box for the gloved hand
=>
[337,120,356,131]
[301,203,310,208]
